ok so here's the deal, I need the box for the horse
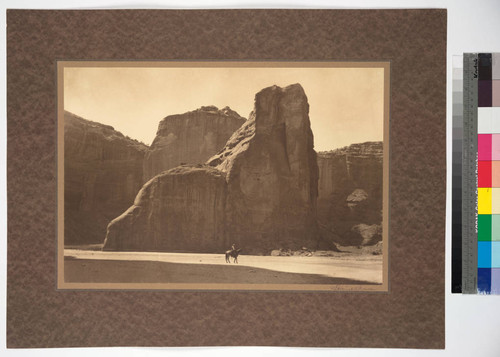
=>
[225,248,242,263]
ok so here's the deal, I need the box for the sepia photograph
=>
[57,61,389,291]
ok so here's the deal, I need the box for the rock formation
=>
[317,142,383,246]
[64,111,148,245]
[104,84,320,253]
[103,165,228,252]
[143,106,246,182]
[208,84,319,252]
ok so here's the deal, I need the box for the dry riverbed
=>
[64,248,383,285]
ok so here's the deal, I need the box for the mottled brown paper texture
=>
[7,9,446,348]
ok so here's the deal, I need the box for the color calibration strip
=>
[452,56,463,293]
[456,53,500,294]
[476,53,500,294]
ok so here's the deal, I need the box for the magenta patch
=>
[478,134,493,160]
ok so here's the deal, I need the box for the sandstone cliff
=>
[103,165,228,252]
[317,142,383,246]
[64,111,148,245]
[208,84,319,252]
[143,106,246,182]
[104,84,320,253]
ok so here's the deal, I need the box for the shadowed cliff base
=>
[317,141,383,246]
[64,258,378,285]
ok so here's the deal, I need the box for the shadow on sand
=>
[64,257,378,285]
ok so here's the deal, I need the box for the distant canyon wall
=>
[143,106,246,182]
[317,142,383,246]
[64,111,148,245]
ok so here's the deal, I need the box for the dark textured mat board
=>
[6,9,446,348]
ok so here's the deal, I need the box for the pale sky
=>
[63,64,385,151]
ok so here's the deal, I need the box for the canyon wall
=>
[104,84,320,253]
[103,165,228,252]
[64,111,148,245]
[208,84,320,252]
[317,142,383,246]
[143,106,246,182]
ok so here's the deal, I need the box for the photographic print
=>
[8,9,446,348]
[57,61,390,291]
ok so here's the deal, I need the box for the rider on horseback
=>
[225,243,241,263]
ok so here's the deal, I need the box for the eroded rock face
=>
[317,142,383,246]
[208,84,319,252]
[143,106,246,182]
[64,111,148,245]
[103,165,228,252]
[351,224,382,246]
[104,84,320,253]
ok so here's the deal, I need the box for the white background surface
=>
[1,0,500,356]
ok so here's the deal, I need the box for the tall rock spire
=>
[104,84,319,253]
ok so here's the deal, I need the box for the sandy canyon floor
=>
[64,248,383,286]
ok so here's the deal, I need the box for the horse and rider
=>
[225,243,241,263]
